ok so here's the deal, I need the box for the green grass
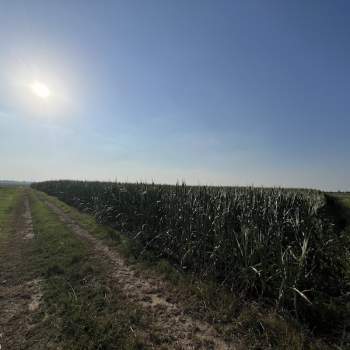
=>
[36,190,121,241]
[28,190,149,349]
[0,188,151,349]
[0,186,22,227]
[333,193,350,217]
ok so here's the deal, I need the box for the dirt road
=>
[43,196,235,350]
[0,193,42,350]
[0,189,236,349]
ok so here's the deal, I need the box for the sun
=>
[30,81,51,99]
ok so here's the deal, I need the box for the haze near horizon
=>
[1,1,349,191]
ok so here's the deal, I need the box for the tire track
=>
[42,198,236,350]
[0,194,42,350]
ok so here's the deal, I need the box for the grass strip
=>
[29,190,148,349]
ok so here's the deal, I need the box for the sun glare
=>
[30,81,51,99]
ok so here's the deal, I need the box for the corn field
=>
[32,180,349,323]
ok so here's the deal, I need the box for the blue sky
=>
[0,1,349,190]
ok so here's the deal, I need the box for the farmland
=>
[1,184,349,349]
[33,182,350,339]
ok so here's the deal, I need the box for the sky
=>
[0,1,349,190]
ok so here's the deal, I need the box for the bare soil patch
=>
[22,197,34,240]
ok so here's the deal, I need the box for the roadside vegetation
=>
[29,190,150,349]
[33,181,350,348]
[0,187,34,349]
[0,188,149,349]
[0,186,21,225]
